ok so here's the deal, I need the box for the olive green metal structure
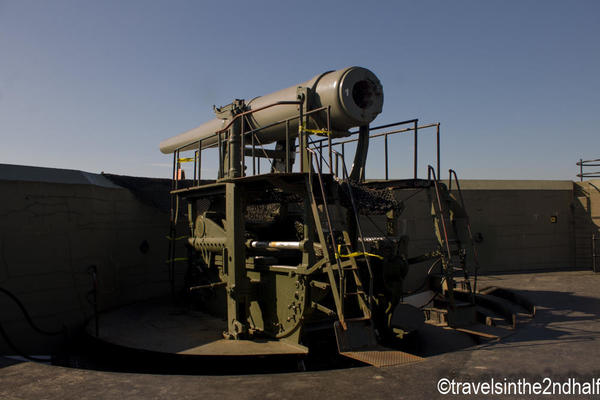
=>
[161,67,479,365]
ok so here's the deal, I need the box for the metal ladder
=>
[426,166,479,301]
[448,169,480,295]
[305,148,372,329]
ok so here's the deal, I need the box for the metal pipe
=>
[189,281,227,291]
[249,241,302,250]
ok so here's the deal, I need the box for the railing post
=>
[175,149,180,190]
[197,139,202,184]
[172,151,177,190]
[193,150,197,183]
[252,133,256,176]
[437,123,441,180]
[217,132,223,179]
[299,101,310,173]
[384,133,389,180]
[319,140,323,175]
[285,120,290,173]
[327,106,333,175]
[332,150,340,179]
[240,116,245,177]
[413,120,418,179]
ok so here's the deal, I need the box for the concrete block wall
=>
[0,164,173,355]
[573,179,600,270]
[362,180,577,275]
[0,162,596,355]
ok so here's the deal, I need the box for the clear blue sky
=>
[1,0,598,180]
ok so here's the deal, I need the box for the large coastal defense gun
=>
[160,67,479,365]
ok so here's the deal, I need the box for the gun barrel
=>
[159,66,383,154]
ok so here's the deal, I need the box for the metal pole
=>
[193,150,197,182]
[437,123,441,180]
[413,120,418,179]
[384,133,389,180]
[240,116,245,177]
[198,139,202,183]
[175,150,180,190]
[319,141,323,174]
[171,151,177,190]
[285,120,290,173]
[299,102,305,173]
[217,132,222,179]
[327,106,332,175]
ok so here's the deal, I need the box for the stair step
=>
[345,291,366,296]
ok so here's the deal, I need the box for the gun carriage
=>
[160,67,479,365]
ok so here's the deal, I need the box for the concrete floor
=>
[2,270,600,399]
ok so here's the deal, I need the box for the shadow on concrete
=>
[469,288,600,351]
[0,357,24,369]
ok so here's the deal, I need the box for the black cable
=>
[0,287,64,336]
[0,286,65,363]
[0,322,50,362]
[402,258,442,297]
[419,276,446,310]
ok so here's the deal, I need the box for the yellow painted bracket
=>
[300,125,332,135]
[336,245,383,260]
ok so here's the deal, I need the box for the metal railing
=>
[170,100,442,189]
[577,158,600,181]
[311,120,441,181]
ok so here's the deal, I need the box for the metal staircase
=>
[424,166,478,327]
[305,148,372,329]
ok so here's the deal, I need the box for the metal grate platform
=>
[341,349,423,367]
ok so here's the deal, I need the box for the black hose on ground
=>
[0,286,66,362]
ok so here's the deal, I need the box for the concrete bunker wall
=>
[362,180,582,275]
[0,163,598,356]
[0,164,171,355]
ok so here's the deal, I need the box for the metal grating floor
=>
[340,349,423,367]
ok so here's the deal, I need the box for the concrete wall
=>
[454,180,575,273]
[0,164,173,355]
[573,179,600,270]
[362,180,577,274]
[1,163,596,355]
